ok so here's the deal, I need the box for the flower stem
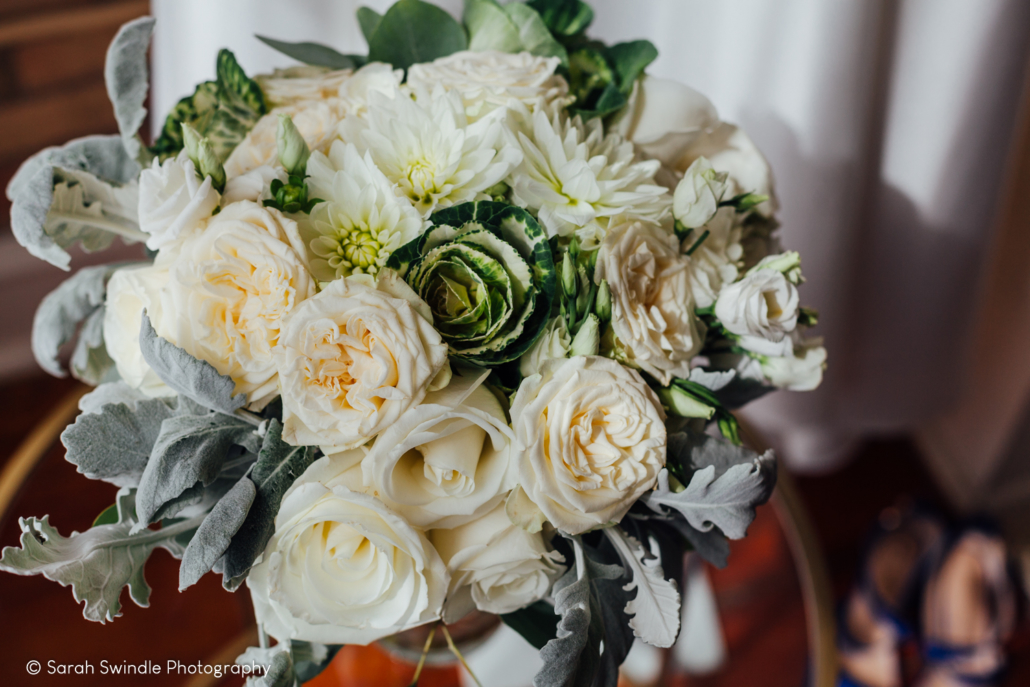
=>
[409,623,438,687]
[441,624,483,687]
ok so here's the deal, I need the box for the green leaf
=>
[256,35,362,70]
[527,0,594,37]
[464,0,524,53]
[135,413,259,525]
[605,40,658,92]
[0,488,200,623]
[61,388,176,489]
[179,476,256,590]
[501,600,560,650]
[502,3,568,64]
[31,264,118,378]
[221,419,317,586]
[7,136,142,270]
[92,503,119,527]
[643,432,777,540]
[138,313,247,416]
[104,17,155,161]
[357,6,383,44]
[367,0,468,72]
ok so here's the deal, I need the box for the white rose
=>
[677,122,777,215]
[430,502,565,620]
[519,316,571,377]
[613,76,719,167]
[221,165,287,205]
[248,457,448,645]
[103,265,173,397]
[761,335,826,391]
[595,218,706,385]
[511,356,667,534]
[275,272,448,453]
[355,367,515,529]
[137,151,220,251]
[156,201,316,408]
[688,207,743,308]
[714,267,799,356]
[408,50,567,121]
[256,66,354,107]
[225,101,346,179]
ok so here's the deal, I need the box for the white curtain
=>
[150,0,1030,475]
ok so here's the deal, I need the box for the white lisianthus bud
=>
[276,114,310,176]
[760,335,826,391]
[750,251,803,284]
[181,123,226,192]
[656,385,716,419]
[715,268,800,357]
[569,314,601,357]
[519,317,571,378]
[673,157,728,230]
[429,502,565,621]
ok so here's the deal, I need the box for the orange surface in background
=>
[306,644,458,687]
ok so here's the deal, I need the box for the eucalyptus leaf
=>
[356,6,383,44]
[7,136,141,270]
[138,313,247,415]
[0,488,201,623]
[643,432,777,539]
[367,0,467,72]
[221,420,317,585]
[603,525,680,648]
[503,3,568,64]
[605,40,658,93]
[464,0,524,53]
[104,17,155,160]
[61,391,175,488]
[179,476,256,590]
[256,35,362,70]
[135,413,259,525]
[32,264,118,378]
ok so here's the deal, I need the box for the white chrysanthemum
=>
[506,101,671,248]
[407,50,567,121]
[338,87,522,217]
[299,141,424,281]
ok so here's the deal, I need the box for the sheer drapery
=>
[150,0,1030,475]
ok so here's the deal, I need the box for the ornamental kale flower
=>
[388,201,556,366]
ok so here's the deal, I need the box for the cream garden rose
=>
[221,165,287,205]
[510,356,667,534]
[225,101,346,179]
[714,263,799,357]
[275,272,449,453]
[357,367,515,529]
[103,264,172,397]
[137,151,220,251]
[595,218,706,385]
[248,458,448,645]
[430,501,565,619]
[155,201,316,408]
[407,50,567,121]
[256,66,354,107]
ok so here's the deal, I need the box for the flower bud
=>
[277,114,311,177]
[595,279,612,322]
[673,156,728,230]
[561,251,577,299]
[569,314,600,357]
[181,123,226,192]
[657,385,716,419]
[749,251,803,284]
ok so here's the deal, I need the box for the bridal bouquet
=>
[2,0,825,684]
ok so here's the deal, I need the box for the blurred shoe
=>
[837,509,946,687]
[915,526,1016,687]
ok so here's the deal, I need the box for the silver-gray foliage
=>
[104,17,155,160]
[61,389,175,488]
[643,433,777,540]
[179,476,255,591]
[139,313,247,415]
[31,264,120,379]
[0,488,200,623]
[6,135,141,270]
[602,526,680,648]
[135,413,260,525]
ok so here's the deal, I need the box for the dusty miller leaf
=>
[179,476,256,590]
[0,488,200,623]
[77,381,151,415]
[138,313,246,415]
[70,306,117,385]
[7,136,141,270]
[643,432,777,539]
[61,391,175,489]
[221,419,317,586]
[104,17,155,160]
[602,525,680,648]
[135,413,259,525]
